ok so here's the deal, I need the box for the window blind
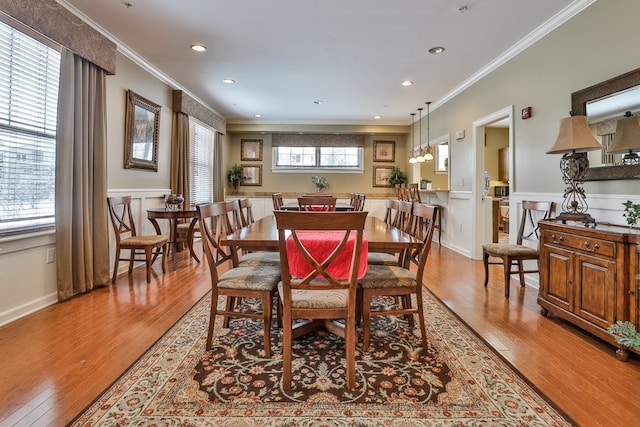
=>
[188,118,214,206]
[0,20,60,235]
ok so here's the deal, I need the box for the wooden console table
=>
[538,220,640,361]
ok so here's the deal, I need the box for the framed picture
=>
[373,140,395,162]
[241,164,262,186]
[373,166,394,187]
[124,90,161,171]
[241,139,263,161]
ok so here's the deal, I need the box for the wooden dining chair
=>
[408,183,421,203]
[382,199,400,226]
[395,184,410,201]
[368,200,413,266]
[274,210,368,390]
[297,196,337,211]
[482,200,555,298]
[272,192,284,210]
[238,198,255,227]
[230,199,281,267]
[359,203,437,351]
[350,193,366,211]
[197,202,281,357]
[107,196,168,283]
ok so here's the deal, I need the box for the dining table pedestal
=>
[147,208,200,269]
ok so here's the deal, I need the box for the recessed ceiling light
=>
[374,115,381,119]
[254,114,262,118]
[428,46,445,54]
[222,79,235,84]
[402,80,413,87]
[190,44,207,52]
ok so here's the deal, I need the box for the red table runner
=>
[286,230,368,279]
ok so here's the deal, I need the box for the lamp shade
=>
[547,115,603,154]
[607,112,640,154]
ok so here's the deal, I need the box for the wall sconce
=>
[607,111,640,165]
[547,115,603,225]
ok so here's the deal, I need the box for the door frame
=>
[471,105,514,260]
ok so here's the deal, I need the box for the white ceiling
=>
[58,0,590,126]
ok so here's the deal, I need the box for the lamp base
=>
[556,212,597,227]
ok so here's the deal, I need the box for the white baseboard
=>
[0,292,58,327]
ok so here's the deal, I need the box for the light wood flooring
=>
[1,242,639,426]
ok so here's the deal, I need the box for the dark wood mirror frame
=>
[124,90,161,172]
[571,67,640,181]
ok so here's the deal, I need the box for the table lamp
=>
[547,114,603,225]
[606,111,640,165]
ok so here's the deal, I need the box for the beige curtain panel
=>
[55,48,110,300]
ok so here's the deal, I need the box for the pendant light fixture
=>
[424,101,434,161]
[408,113,417,163]
[416,107,425,162]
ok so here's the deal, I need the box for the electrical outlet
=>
[458,177,464,186]
[46,248,55,264]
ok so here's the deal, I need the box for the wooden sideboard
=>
[538,220,640,360]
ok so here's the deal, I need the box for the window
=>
[188,118,214,205]
[271,134,364,171]
[0,20,61,236]
[274,146,362,169]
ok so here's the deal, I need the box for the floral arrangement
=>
[311,176,329,191]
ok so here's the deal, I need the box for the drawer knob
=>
[584,241,600,252]
[551,234,564,243]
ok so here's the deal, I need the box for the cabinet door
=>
[541,245,573,312]
[575,253,616,330]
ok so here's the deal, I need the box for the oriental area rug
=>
[72,291,573,426]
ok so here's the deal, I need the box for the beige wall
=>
[0,52,176,326]
[405,0,640,198]
[107,53,173,191]
[225,130,408,197]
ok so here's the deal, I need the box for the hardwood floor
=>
[1,242,639,426]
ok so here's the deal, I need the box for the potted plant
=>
[311,175,329,192]
[227,164,247,191]
[607,320,640,351]
[622,200,640,229]
[387,166,408,186]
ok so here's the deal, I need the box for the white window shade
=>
[0,20,60,236]
[188,118,214,206]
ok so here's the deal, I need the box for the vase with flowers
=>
[311,176,329,192]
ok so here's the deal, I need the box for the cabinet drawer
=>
[543,232,615,258]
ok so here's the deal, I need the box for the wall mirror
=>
[419,133,449,190]
[571,67,640,180]
[124,90,161,171]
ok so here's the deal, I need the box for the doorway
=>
[471,106,514,260]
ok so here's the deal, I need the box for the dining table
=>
[147,208,200,269]
[221,213,420,340]
[280,202,355,211]
[221,214,420,267]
